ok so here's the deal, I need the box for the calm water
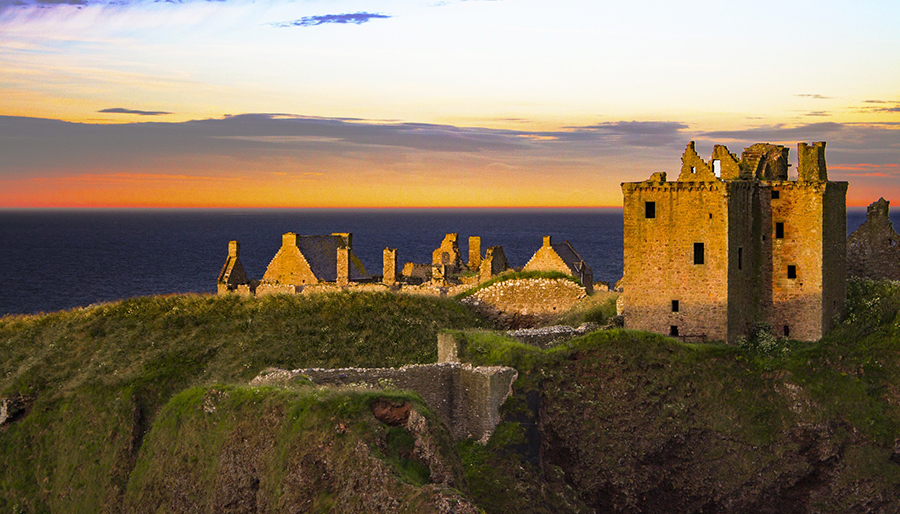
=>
[0,207,888,316]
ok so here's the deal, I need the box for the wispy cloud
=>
[795,94,832,100]
[556,121,689,147]
[271,12,390,28]
[699,122,847,142]
[803,111,831,117]
[861,99,900,114]
[98,107,172,116]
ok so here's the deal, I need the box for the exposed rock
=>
[0,395,32,426]
[848,198,900,280]
[370,398,411,427]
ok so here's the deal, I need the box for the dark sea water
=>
[0,207,889,316]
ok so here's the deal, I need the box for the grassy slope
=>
[123,385,474,514]
[0,292,486,513]
[456,278,900,513]
[5,280,900,512]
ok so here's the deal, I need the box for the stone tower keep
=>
[621,141,847,342]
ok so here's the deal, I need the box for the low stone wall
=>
[462,277,588,327]
[252,362,517,443]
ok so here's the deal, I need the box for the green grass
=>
[0,292,486,513]
[6,280,900,512]
[123,384,460,512]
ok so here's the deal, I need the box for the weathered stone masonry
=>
[622,141,847,343]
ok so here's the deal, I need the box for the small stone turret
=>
[383,248,398,285]
[798,142,828,182]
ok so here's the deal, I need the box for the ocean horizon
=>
[0,206,890,316]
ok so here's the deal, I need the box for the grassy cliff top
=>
[0,292,487,513]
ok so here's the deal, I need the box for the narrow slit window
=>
[690,166,696,174]
[772,190,780,199]
[671,300,679,312]
[738,247,743,270]
[694,242,705,265]
[775,222,784,239]
[645,201,656,219]
[787,265,797,279]
[669,325,679,337]
[712,159,721,177]
[783,325,790,337]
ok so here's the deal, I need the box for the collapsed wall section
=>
[265,363,517,443]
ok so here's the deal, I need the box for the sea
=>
[0,207,888,316]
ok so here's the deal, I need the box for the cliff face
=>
[123,386,478,514]
[458,278,900,513]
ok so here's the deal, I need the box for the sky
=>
[0,0,898,207]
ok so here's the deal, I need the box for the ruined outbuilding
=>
[847,198,900,280]
[622,141,847,343]
[256,233,370,293]
[523,236,594,293]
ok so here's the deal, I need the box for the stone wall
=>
[217,240,249,294]
[622,178,732,341]
[261,233,319,285]
[462,277,587,327]
[252,361,517,443]
[432,233,464,273]
[383,248,398,285]
[848,198,900,280]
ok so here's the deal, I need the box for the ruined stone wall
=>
[217,240,250,294]
[256,363,517,443]
[261,233,319,286]
[523,236,570,275]
[463,277,587,325]
[479,246,509,283]
[432,233,464,273]
[383,248,398,285]
[468,236,481,270]
[622,180,731,341]
[848,198,900,280]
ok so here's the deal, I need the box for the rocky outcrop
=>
[848,198,900,280]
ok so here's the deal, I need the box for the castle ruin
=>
[621,141,847,343]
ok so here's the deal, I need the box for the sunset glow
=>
[1,0,898,207]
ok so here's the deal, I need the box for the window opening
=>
[738,247,743,270]
[787,265,797,279]
[772,190,780,199]
[671,300,679,312]
[712,159,721,177]
[693,243,705,265]
[783,325,790,337]
[708,213,712,219]
[775,222,785,239]
[669,326,679,337]
[645,201,656,219]
[690,166,696,174]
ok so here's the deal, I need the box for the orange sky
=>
[0,0,898,207]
